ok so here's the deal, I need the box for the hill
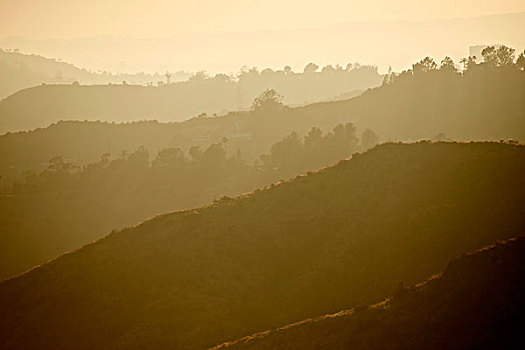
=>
[0,142,524,349]
[211,236,525,350]
[1,54,523,177]
[0,48,170,99]
[0,121,368,280]
[298,56,525,142]
[0,62,382,133]
[0,106,356,179]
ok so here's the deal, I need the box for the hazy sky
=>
[1,0,524,38]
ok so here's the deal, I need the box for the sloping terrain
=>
[0,142,524,349]
[0,65,382,133]
[0,109,354,176]
[211,236,525,349]
[1,64,523,176]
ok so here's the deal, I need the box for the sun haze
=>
[1,0,524,38]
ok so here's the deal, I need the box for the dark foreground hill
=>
[211,236,525,350]
[1,142,525,349]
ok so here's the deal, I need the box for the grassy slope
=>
[212,236,525,350]
[0,142,524,349]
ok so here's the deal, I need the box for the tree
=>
[412,57,437,74]
[303,63,319,73]
[440,56,457,74]
[517,51,525,70]
[304,127,323,150]
[321,65,336,74]
[482,45,515,67]
[460,56,477,72]
[361,129,379,151]
[251,89,284,111]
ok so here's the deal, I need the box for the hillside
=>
[0,142,524,349]
[0,121,368,280]
[0,63,382,133]
[0,49,168,99]
[211,236,525,350]
[1,57,523,177]
[299,61,525,142]
[0,108,355,178]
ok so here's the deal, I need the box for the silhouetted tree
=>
[517,51,525,70]
[440,56,457,74]
[412,57,437,74]
[251,89,284,111]
[303,63,319,73]
[482,45,515,67]
[361,129,379,151]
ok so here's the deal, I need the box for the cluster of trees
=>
[348,45,525,142]
[8,121,376,195]
[0,49,383,132]
[261,123,377,177]
[0,121,376,280]
[384,45,525,85]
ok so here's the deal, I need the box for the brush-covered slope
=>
[214,236,525,350]
[300,64,525,141]
[1,142,525,349]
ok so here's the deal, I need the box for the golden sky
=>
[1,0,524,38]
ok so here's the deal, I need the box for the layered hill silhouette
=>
[0,120,369,280]
[1,142,524,349]
[1,58,523,176]
[0,61,381,132]
[0,48,173,99]
[0,108,356,178]
[211,236,525,350]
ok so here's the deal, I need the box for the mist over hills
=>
[0,49,178,99]
[1,3,524,349]
[1,56,523,178]
[212,236,525,350]
[1,142,524,349]
[2,12,524,74]
[0,60,381,132]
[0,120,371,280]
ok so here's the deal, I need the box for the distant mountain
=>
[0,49,175,99]
[211,236,525,350]
[1,142,524,349]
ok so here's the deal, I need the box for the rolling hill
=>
[0,62,382,133]
[0,48,170,99]
[0,142,524,349]
[1,59,523,178]
[211,236,525,349]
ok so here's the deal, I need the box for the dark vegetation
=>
[303,45,525,142]
[0,121,374,280]
[0,90,359,180]
[0,52,382,132]
[0,142,524,349]
[212,236,525,350]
